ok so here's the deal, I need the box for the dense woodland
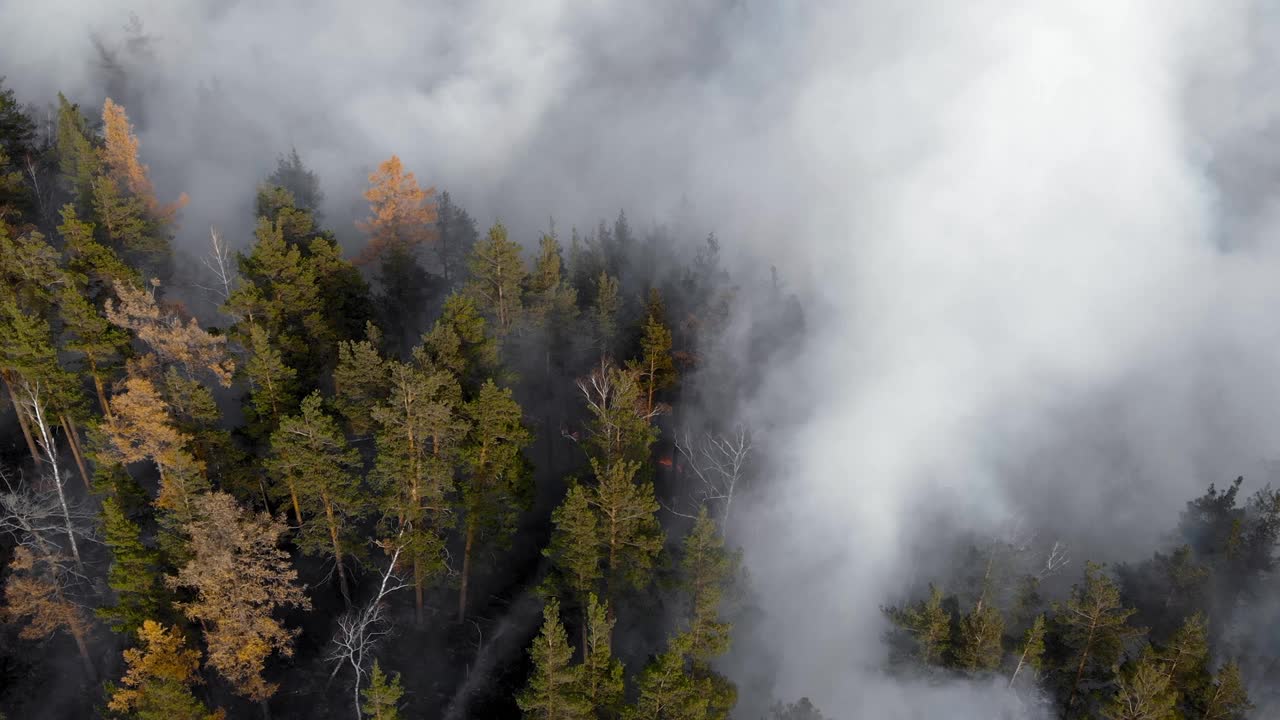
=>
[0,75,1275,720]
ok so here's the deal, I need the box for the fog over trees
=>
[2,2,1280,719]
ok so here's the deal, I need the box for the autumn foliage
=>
[101,98,188,222]
[356,154,437,264]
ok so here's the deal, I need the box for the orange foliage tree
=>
[355,155,437,264]
[101,98,188,222]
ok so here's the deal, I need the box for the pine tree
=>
[168,492,310,703]
[371,353,466,622]
[591,459,663,605]
[1197,661,1251,720]
[591,272,620,355]
[466,221,526,338]
[680,509,734,663]
[242,324,299,442]
[58,203,139,301]
[333,323,389,436]
[578,359,660,469]
[1159,612,1209,702]
[357,154,437,264]
[1059,562,1141,714]
[54,94,100,210]
[954,602,1004,672]
[97,497,166,635]
[457,380,531,620]
[423,293,500,394]
[436,190,478,290]
[545,482,602,633]
[628,634,709,720]
[627,294,676,416]
[526,231,579,334]
[1102,649,1177,720]
[581,593,624,719]
[361,661,404,720]
[266,148,323,218]
[1008,614,1046,688]
[885,584,951,665]
[518,598,592,720]
[107,620,223,720]
[268,392,364,603]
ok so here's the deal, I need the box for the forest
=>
[0,67,1276,720]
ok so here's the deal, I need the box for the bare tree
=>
[198,225,237,305]
[327,536,411,720]
[673,424,752,530]
[17,381,84,571]
[0,468,95,563]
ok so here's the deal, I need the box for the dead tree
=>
[673,424,752,530]
[326,537,411,720]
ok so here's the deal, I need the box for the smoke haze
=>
[6,0,1280,716]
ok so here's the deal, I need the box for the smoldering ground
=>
[5,0,1280,717]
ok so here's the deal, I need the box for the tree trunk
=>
[89,358,111,419]
[322,492,351,606]
[59,414,92,489]
[2,371,41,464]
[414,557,424,626]
[1067,624,1097,714]
[70,623,95,682]
[458,518,475,622]
[288,480,303,528]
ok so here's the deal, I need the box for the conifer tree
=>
[424,293,500,393]
[101,98,187,222]
[436,190,478,290]
[577,359,660,469]
[168,492,310,705]
[885,584,951,665]
[545,482,602,636]
[680,509,734,663]
[54,95,99,210]
[362,661,404,720]
[107,620,223,720]
[591,272,620,355]
[518,598,592,720]
[628,634,709,720]
[591,459,663,605]
[1059,562,1141,714]
[1159,612,1209,702]
[466,222,526,338]
[627,295,676,416]
[371,352,466,622]
[266,148,324,218]
[58,283,128,416]
[268,392,364,603]
[1198,662,1251,720]
[357,154,437,264]
[242,324,299,442]
[333,323,389,437]
[457,380,531,620]
[1102,649,1177,720]
[97,496,166,635]
[1008,614,1046,688]
[581,593,625,719]
[954,602,1004,672]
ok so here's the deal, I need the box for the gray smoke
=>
[5,0,1280,717]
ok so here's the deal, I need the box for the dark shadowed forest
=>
[2,6,1280,720]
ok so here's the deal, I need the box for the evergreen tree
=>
[242,324,299,442]
[627,292,676,416]
[436,190,478,290]
[266,148,324,218]
[457,380,532,620]
[1058,562,1141,714]
[361,661,404,720]
[1102,649,1177,720]
[545,482,602,635]
[885,584,951,665]
[1197,662,1251,720]
[371,352,466,622]
[423,293,500,394]
[97,497,166,635]
[679,509,734,663]
[1159,612,1209,703]
[628,634,709,720]
[1008,614,1046,688]
[268,392,365,603]
[518,598,592,720]
[376,243,437,356]
[954,602,1004,672]
[54,94,100,210]
[582,593,625,719]
[333,323,389,437]
[591,272,620,356]
[466,221,526,339]
[591,459,663,605]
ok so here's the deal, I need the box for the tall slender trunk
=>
[322,491,351,606]
[2,371,41,464]
[27,387,83,572]
[59,414,91,489]
[88,357,111,418]
[69,617,95,681]
[287,480,303,528]
[1066,624,1097,714]
[458,518,475,622]
[414,558,425,626]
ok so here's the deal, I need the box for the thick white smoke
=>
[4,1,1279,717]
